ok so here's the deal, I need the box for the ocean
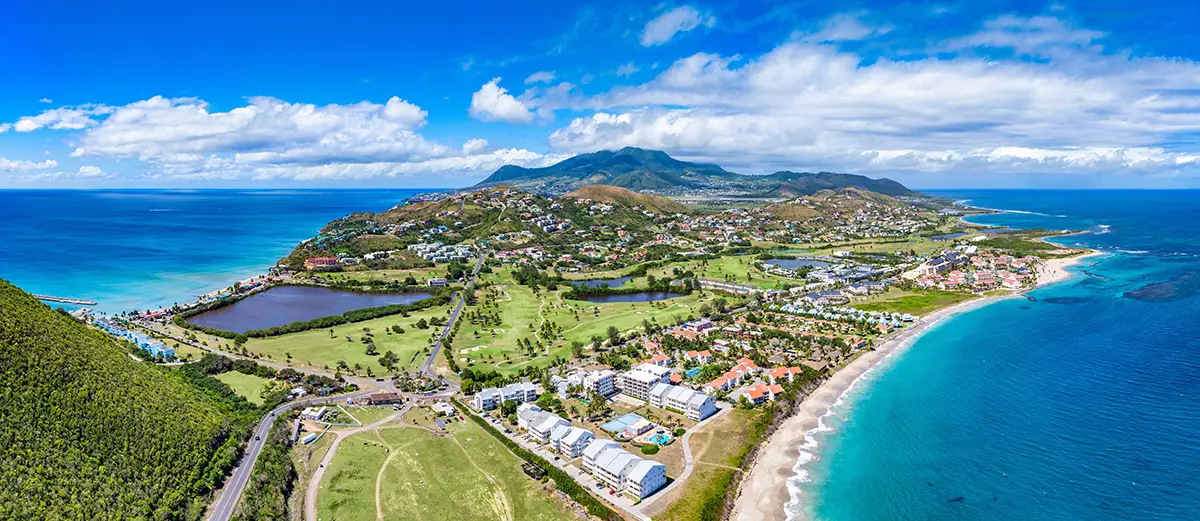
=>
[791,190,1200,521]
[0,189,427,313]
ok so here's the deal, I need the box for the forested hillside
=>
[0,279,250,520]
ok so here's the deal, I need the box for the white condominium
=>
[550,426,595,458]
[618,364,672,400]
[473,381,540,411]
[581,441,667,500]
[647,382,717,421]
[584,369,617,397]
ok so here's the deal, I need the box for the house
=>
[683,350,713,364]
[767,366,804,384]
[743,383,785,404]
[368,391,403,405]
[801,360,829,372]
[645,353,671,367]
[618,364,672,400]
[647,383,718,421]
[426,277,448,287]
[703,376,733,394]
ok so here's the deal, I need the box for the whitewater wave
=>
[1093,224,1112,234]
[1116,249,1149,255]
[783,336,922,521]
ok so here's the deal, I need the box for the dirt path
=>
[305,405,409,521]
[449,435,514,521]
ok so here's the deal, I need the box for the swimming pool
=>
[646,433,672,445]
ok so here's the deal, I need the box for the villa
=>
[648,382,717,421]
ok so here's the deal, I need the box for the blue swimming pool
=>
[646,433,672,445]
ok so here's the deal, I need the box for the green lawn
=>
[649,408,765,520]
[456,270,706,375]
[344,406,398,426]
[245,303,454,376]
[853,288,978,315]
[215,371,272,406]
[317,421,573,521]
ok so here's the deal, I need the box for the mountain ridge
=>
[476,147,917,197]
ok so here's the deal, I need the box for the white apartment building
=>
[527,411,570,444]
[553,426,595,458]
[473,382,540,411]
[584,369,617,397]
[647,383,718,421]
[583,444,668,499]
[625,459,668,499]
[618,364,672,401]
[582,439,622,475]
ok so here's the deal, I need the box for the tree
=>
[500,400,518,416]
[570,341,584,359]
[404,275,418,286]
[365,342,378,356]
[606,325,621,344]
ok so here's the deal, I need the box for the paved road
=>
[638,404,731,508]
[304,403,412,521]
[420,253,485,377]
[207,389,378,521]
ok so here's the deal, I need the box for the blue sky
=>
[2,0,1199,188]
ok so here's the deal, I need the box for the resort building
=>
[618,364,673,401]
[527,411,570,444]
[584,370,617,397]
[683,350,713,364]
[553,426,595,458]
[472,381,540,411]
[516,403,543,430]
[583,444,668,499]
[647,383,718,421]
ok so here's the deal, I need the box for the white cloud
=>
[525,71,556,84]
[580,74,595,85]
[13,94,560,183]
[12,104,112,132]
[39,98,53,104]
[547,18,1200,177]
[801,13,892,43]
[462,138,489,155]
[944,15,1106,57]
[0,157,58,173]
[640,5,715,47]
[616,62,641,77]
[469,77,535,123]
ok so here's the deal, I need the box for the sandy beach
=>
[730,250,1099,521]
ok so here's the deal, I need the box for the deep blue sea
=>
[792,190,1200,521]
[0,189,425,313]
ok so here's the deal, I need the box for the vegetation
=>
[232,413,297,521]
[453,399,623,521]
[0,279,256,520]
[854,288,978,315]
[216,371,274,406]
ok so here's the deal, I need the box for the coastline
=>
[731,250,1099,521]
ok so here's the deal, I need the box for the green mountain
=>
[0,279,250,520]
[475,146,917,197]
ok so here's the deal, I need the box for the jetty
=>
[34,294,98,305]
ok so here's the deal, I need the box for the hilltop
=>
[564,184,690,214]
[0,279,249,519]
[475,146,918,198]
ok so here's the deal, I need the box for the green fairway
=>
[853,288,978,315]
[245,303,453,376]
[644,255,796,290]
[456,270,706,374]
[317,420,573,521]
[215,371,272,405]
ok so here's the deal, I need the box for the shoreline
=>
[731,250,1099,521]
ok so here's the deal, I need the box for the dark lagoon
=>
[187,285,433,333]
[930,231,969,240]
[766,258,830,270]
[575,276,633,288]
[576,291,686,303]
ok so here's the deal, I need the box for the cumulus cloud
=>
[12,104,112,132]
[548,16,1200,177]
[524,71,556,84]
[616,62,641,77]
[640,5,715,47]
[0,157,58,172]
[944,15,1106,57]
[469,78,535,123]
[4,95,558,182]
[39,98,52,104]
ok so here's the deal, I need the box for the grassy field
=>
[344,406,398,426]
[214,371,272,405]
[315,266,446,284]
[317,420,574,521]
[648,408,766,520]
[245,303,454,376]
[455,270,706,375]
[643,255,795,290]
[853,288,978,315]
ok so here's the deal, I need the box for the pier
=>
[34,294,98,305]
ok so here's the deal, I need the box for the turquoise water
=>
[0,189,425,313]
[794,191,1200,521]
[646,433,672,445]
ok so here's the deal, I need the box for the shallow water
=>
[187,286,432,333]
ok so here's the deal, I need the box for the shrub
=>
[640,444,660,455]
